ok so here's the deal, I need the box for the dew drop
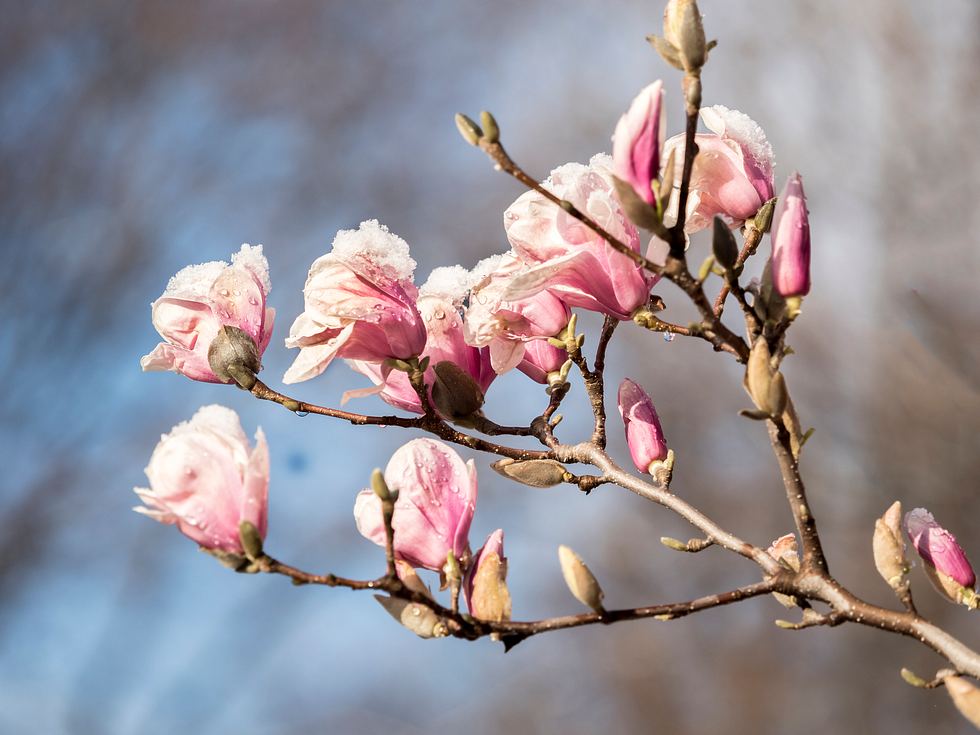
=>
[295,410,309,417]
[663,331,675,343]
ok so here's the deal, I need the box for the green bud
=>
[558,545,605,613]
[491,458,570,488]
[479,110,500,143]
[752,197,777,233]
[238,520,264,561]
[454,113,483,146]
[371,468,391,502]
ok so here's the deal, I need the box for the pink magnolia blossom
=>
[771,172,811,297]
[612,81,666,205]
[344,273,495,413]
[905,508,976,603]
[663,105,775,232]
[463,253,571,376]
[133,405,269,553]
[502,155,660,320]
[141,245,274,383]
[618,378,669,473]
[283,220,427,384]
[354,439,477,571]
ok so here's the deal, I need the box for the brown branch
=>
[246,377,553,461]
[670,72,702,255]
[475,139,664,275]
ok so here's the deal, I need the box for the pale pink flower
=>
[133,405,269,552]
[905,508,976,603]
[283,220,427,384]
[463,253,571,375]
[502,155,660,320]
[141,245,274,383]
[663,105,775,232]
[613,81,666,205]
[771,172,811,297]
[344,273,495,413]
[353,439,477,571]
[618,378,668,473]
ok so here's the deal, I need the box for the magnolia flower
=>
[503,154,660,320]
[464,529,512,622]
[141,245,274,383]
[612,81,666,206]
[771,172,811,297]
[663,105,775,232]
[345,273,495,413]
[283,220,427,384]
[905,508,977,606]
[354,439,477,572]
[463,253,571,375]
[133,405,269,553]
[618,379,669,473]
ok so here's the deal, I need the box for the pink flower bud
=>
[343,284,495,414]
[353,439,477,572]
[663,106,775,233]
[618,378,668,473]
[463,253,571,375]
[464,529,512,622]
[283,220,427,384]
[770,172,811,297]
[612,81,666,206]
[141,245,274,383]
[905,508,976,604]
[133,405,269,552]
[517,339,568,384]
[503,155,660,320]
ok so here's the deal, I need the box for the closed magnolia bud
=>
[872,501,908,590]
[771,173,811,298]
[712,216,739,270]
[374,595,448,639]
[207,325,262,387]
[612,81,666,207]
[558,545,605,613]
[454,113,482,146]
[491,458,570,488]
[663,0,706,72]
[238,520,264,561]
[905,508,977,607]
[618,379,669,474]
[431,360,485,421]
[945,676,980,729]
[745,338,774,414]
[371,468,391,502]
[479,110,500,144]
[465,529,512,622]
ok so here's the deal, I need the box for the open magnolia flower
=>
[353,439,477,572]
[663,105,775,232]
[345,271,495,414]
[283,220,427,384]
[133,405,269,553]
[502,154,660,320]
[463,253,571,378]
[141,244,274,383]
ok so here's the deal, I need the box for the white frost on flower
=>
[331,219,416,283]
[163,260,228,301]
[700,105,774,169]
[232,243,271,293]
[419,265,475,303]
[588,152,615,176]
[470,253,506,284]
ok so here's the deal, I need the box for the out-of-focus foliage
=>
[1,1,978,733]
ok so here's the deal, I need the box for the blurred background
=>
[2,1,979,732]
